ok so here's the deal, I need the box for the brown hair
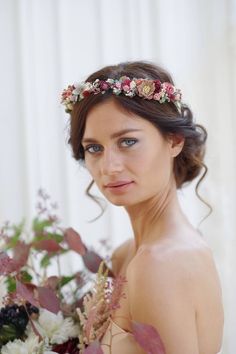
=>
[67,60,211,223]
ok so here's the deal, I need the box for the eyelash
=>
[84,138,138,154]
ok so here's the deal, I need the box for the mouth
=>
[105,181,134,188]
[104,181,134,193]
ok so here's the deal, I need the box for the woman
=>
[61,61,224,354]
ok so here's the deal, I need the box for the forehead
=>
[83,99,156,139]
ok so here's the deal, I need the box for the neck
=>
[124,176,189,251]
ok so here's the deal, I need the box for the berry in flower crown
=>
[60,76,182,113]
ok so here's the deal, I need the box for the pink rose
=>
[100,81,109,90]
[122,84,130,92]
[153,92,162,101]
[61,85,74,100]
[162,82,175,95]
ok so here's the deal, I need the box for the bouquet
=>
[0,189,165,354]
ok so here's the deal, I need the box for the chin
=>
[106,195,139,207]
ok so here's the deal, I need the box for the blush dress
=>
[100,317,145,354]
[100,317,223,354]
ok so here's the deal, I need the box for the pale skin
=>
[81,98,224,354]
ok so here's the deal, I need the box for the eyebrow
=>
[81,128,143,144]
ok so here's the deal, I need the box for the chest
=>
[111,248,135,332]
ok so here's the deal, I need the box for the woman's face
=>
[81,99,183,207]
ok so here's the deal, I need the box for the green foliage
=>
[5,277,16,293]
[0,189,112,313]
[4,219,25,250]
[59,275,75,288]
[20,271,32,283]
[40,254,51,268]
[32,217,54,233]
[0,324,19,348]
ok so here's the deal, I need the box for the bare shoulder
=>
[111,238,133,276]
[127,235,221,298]
[126,235,223,353]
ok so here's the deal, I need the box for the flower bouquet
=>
[0,189,165,354]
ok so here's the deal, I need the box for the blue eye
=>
[120,138,137,147]
[84,144,102,154]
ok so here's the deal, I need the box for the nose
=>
[100,148,124,176]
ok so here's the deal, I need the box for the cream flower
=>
[136,80,155,99]
[33,309,79,345]
[1,335,42,354]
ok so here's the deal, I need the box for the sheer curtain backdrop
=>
[0,0,235,352]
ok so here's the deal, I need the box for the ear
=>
[167,134,185,157]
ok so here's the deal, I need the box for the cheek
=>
[138,146,172,183]
[84,158,98,179]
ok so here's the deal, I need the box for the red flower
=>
[121,79,131,87]
[82,90,90,98]
[52,338,80,354]
[154,80,161,92]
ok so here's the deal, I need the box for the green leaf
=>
[0,324,18,346]
[5,219,26,250]
[5,276,16,293]
[40,254,51,268]
[32,217,54,232]
[46,232,63,243]
[20,270,32,283]
[59,275,75,287]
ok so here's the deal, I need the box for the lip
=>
[105,181,133,187]
[105,181,134,194]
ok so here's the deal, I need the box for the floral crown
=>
[61,76,182,113]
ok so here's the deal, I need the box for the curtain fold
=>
[0,0,235,351]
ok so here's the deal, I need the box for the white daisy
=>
[1,335,42,354]
[33,309,79,345]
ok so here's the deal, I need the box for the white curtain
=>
[0,0,235,352]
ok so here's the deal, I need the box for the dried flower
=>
[136,79,156,99]
[60,77,182,113]
[77,261,126,352]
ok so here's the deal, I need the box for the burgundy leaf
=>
[16,280,39,307]
[34,239,62,252]
[75,271,85,287]
[0,249,29,275]
[64,228,86,255]
[82,250,106,274]
[83,340,103,354]
[0,252,14,275]
[13,241,30,267]
[45,275,59,290]
[132,321,166,354]
[38,286,60,314]
[52,338,80,353]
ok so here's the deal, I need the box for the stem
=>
[27,253,41,283]
[56,254,62,298]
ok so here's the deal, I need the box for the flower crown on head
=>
[61,76,182,113]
